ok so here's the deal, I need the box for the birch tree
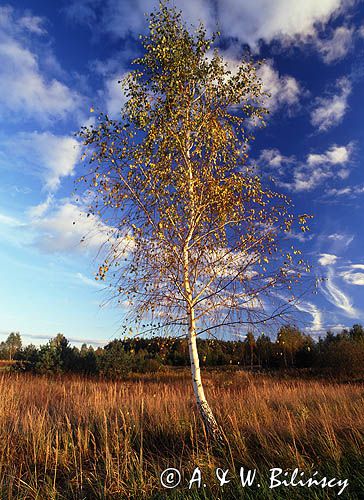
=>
[78,3,311,440]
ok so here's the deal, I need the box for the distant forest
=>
[1,324,364,378]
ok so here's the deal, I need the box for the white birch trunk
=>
[187,304,223,441]
[183,247,223,442]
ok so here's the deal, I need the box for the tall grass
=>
[0,370,362,498]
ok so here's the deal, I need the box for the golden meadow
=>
[0,370,363,499]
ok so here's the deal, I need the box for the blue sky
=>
[1,0,364,346]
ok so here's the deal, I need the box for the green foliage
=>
[0,332,22,360]
[316,329,364,377]
[349,323,364,341]
[14,343,39,368]
[79,343,98,373]
[276,325,309,368]
[98,339,134,377]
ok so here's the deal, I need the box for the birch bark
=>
[183,244,223,441]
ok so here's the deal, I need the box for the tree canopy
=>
[78,4,311,338]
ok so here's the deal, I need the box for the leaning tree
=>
[78,3,311,440]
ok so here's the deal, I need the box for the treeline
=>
[1,324,364,378]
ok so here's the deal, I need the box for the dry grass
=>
[0,370,363,499]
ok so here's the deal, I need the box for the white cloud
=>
[101,0,165,39]
[319,253,338,266]
[328,233,344,241]
[215,0,345,49]
[258,143,353,192]
[321,268,358,318]
[285,230,314,243]
[30,201,115,254]
[65,0,353,59]
[324,323,350,334]
[18,15,46,35]
[30,133,81,191]
[76,272,103,288]
[340,264,364,286]
[27,194,53,219]
[257,61,301,112]
[327,233,354,247]
[66,0,214,40]
[307,143,352,166]
[0,197,117,258]
[326,185,364,197]
[258,149,287,168]
[0,6,46,35]
[291,166,330,192]
[0,213,23,227]
[0,7,80,122]
[328,187,351,196]
[256,148,295,177]
[295,301,323,331]
[257,143,354,192]
[105,75,128,118]
[292,144,353,191]
[311,77,351,132]
[341,271,364,286]
[3,132,81,191]
[63,1,98,26]
[3,330,107,346]
[0,40,79,122]
[317,25,354,63]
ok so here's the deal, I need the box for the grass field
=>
[0,370,362,499]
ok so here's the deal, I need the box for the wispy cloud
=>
[294,144,353,191]
[294,301,323,332]
[0,212,24,227]
[285,230,314,243]
[316,25,354,64]
[326,184,364,198]
[27,195,53,219]
[319,253,338,266]
[64,0,353,57]
[1,197,116,258]
[257,148,294,171]
[104,74,129,118]
[257,60,301,113]
[321,268,358,318]
[328,233,354,246]
[0,6,80,123]
[17,14,47,35]
[311,77,351,132]
[340,264,364,286]
[307,143,352,167]
[258,143,354,192]
[30,200,115,254]
[75,272,103,289]
[1,132,81,192]
[341,271,364,286]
